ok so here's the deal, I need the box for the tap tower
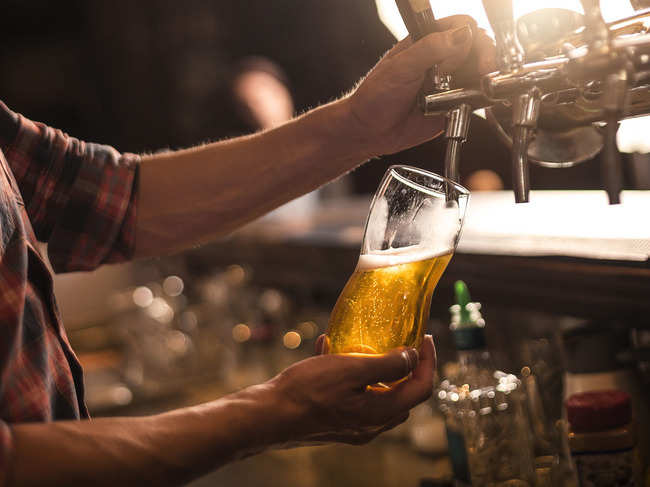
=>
[396,0,650,204]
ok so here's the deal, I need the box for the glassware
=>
[437,282,536,487]
[326,165,469,359]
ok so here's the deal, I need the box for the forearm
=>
[135,97,369,257]
[8,385,287,487]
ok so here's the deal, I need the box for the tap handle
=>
[395,0,442,41]
[482,0,524,72]
[395,0,452,94]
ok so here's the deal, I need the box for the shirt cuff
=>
[47,148,139,273]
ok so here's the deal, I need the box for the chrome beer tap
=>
[395,0,472,185]
[394,0,650,204]
[572,0,629,204]
[483,0,538,203]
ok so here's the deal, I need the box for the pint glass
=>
[326,165,469,359]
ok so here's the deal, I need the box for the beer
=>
[327,247,453,355]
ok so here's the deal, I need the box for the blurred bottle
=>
[436,281,535,487]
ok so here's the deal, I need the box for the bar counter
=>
[188,191,650,320]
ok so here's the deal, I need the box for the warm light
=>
[166,330,190,356]
[375,0,493,40]
[232,324,252,343]
[259,289,284,314]
[376,0,636,42]
[146,297,174,323]
[162,275,184,297]
[283,331,302,349]
[110,386,133,406]
[513,1,582,21]
[600,1,635,23]
[225,265,247,286]
[617,116,650,153]
[297,321,319,340]
[133,286,154,308]
[376,0,409,40]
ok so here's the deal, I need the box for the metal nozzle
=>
[602,117,624,205]
[511,89,542,203]
[444,104,472,183]
[601,72,629,204]
[512,126,532,203]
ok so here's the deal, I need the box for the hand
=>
[345,15,496,158]
[265,335,436,446]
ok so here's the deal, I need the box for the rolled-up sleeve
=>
[0,101,139,272]
[0,421,11,487]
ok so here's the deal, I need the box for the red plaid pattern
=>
[0,101,139,484]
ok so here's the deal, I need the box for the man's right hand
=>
[259,334,436,446]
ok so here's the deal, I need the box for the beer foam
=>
[357,246,453,271]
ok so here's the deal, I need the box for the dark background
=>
[0,0,607,193]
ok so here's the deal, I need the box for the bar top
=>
[244,191,650,263]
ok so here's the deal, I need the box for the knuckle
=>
[458,15,478,28]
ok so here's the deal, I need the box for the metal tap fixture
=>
[395,0,650,204]
[484,0,539,203]
[396,0,472,187]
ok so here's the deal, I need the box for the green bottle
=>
[437,281,535,486]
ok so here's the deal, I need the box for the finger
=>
[366,337,435,418]
[347,347,419,386]
[432,337,438,375]
[391,23,474,82]
[453,30,497,86]
[476,30,497,74]
[385,37,413,59]
[314,334,330,355]
[433,15,478,33]
[386,14,477,60]
[409,334,435,386]
[435,17,492,73]
[315,334,324,355]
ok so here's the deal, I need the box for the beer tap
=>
[395,0,471,185]
[573,0,628,204]
[483,0,539,203]
[391,0,650,204]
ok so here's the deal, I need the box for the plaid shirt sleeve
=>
[0,101,139,272]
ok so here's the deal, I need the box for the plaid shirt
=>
[0,101,139,485]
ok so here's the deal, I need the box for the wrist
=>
[332,95,376,161]
[223,382,301,452]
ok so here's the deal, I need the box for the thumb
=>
[393,24,474,81]
[349,347,419,386]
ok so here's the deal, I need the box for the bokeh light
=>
[232,323,252,343]
[163,275,184,297]
[133,286,154,308]
[283,331,302,349]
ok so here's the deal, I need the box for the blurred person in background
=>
[231,57,295,131]
[0,12,495,487]
[230,56,324,219]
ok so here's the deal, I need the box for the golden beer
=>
[327,248,453,355]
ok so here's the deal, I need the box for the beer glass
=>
[326,165,469,360]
